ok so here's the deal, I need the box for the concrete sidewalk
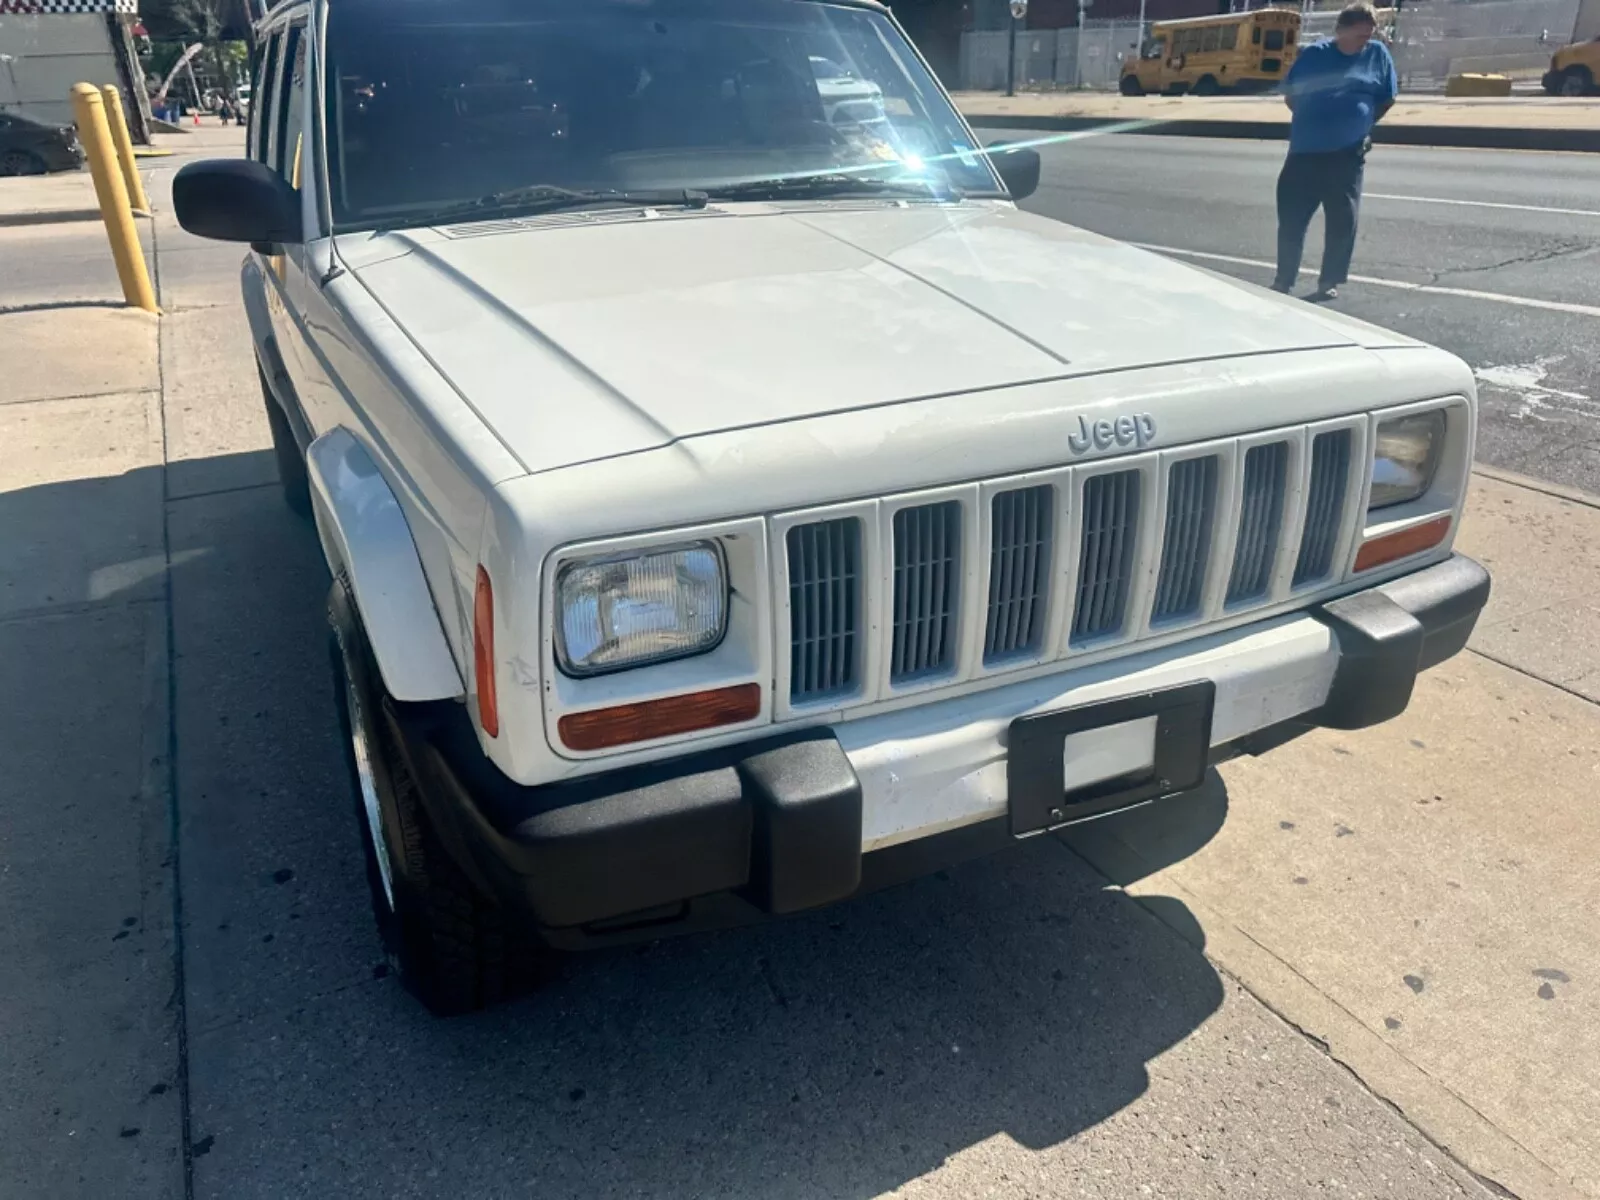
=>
[1067,471,1600,1200]
[957,90,1600,152]
[1,132,1597,1198]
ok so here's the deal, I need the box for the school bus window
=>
[1264,28,1286,51]
[1252,26,1262,45]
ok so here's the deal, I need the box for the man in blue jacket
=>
[1271,3,1397,301]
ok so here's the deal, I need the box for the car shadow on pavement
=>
[0,451,1233,1200]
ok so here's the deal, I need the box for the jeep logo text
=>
[1068,412,1157,455]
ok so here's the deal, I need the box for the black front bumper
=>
[389,554,1490,944]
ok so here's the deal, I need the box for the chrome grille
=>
[890,502,962,681]
[786,518,861,701]
[1226,442,1289,604]
[1152,455,1219,623]
[985,486,1054,663]
[1071,470,1141,644]
[1293,430,1352,586]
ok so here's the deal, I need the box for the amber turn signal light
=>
[558,683,762,752]
[473,566,499,738]
[1354,515,1451,573]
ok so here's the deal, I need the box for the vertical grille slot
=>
[1071,470,1141,644]
[786,518,861,702]
[1293,429,1352,586]
[1227,441,1290,604]
[890,501,962,682]
[985,486,1054,663]
[1151,455,1218,623]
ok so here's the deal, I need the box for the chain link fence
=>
[958,19,1146,91]
[959,0,1582,91]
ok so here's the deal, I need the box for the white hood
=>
[341,201,1412,475]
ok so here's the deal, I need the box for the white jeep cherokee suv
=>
[174,0,1489,1014]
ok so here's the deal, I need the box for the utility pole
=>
[1076,0,1091,89]
[1007,0,1028,97]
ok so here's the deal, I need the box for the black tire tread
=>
[330,580,547,1016]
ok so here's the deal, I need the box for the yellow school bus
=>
[1120,7,1301,96]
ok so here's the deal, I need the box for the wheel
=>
[1560,66,1594,97]
[329,578,549,1016]
[0,148,45,176]
[1193,75,1220,96]
[1119,73,1144,96]
[258,364,313,520]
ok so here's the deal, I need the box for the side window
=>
[1253,26,1262,46]
[278,29,308,190]
[249,33,281,163]
[1199,28,1219,53]
[266,25,306,187]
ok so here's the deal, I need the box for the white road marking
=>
[1131,242,1600,319]
[1474,359,1595,423]
[1365,193,1600,219]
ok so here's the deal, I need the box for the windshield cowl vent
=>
[438,206,732,239]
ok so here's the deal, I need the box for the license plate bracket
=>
[1007,680,1216,837]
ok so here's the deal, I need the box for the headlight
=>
[556,542,727,677]
[1369,410,1445,510]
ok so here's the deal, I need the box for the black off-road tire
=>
[1561,66,1594,97]
[260,364,313,520]
[329,579,548,1016]
[1119,74,1144,96]
[1193,75,1221,96]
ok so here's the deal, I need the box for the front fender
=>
[307,428,464,702]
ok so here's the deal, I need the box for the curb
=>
[962,112,1600,153]
[1472,463,1600,512]
[0,209,102,228]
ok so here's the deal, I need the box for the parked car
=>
[173,0,1489,1017]
[809,53,886,125]
[1542,36,1599,96]
[0,111,85,176]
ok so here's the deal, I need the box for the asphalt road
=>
[1002,132,1600,495]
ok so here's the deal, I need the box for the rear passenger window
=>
[266,25,307,186]
[277,29,309,189]
[249,35,281,163]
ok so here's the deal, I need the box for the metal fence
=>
[959,0,1582,90]
[958,20,1146,91]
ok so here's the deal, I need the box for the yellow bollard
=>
[100,84,151,216]
[69,83,157,314]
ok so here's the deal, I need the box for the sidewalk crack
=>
[152,209,198,1200]
[1466,646,1600,709]
[1224,924,1530,1199]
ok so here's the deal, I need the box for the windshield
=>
[322,0,1002,231]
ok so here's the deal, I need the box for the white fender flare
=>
[307,428,464,702]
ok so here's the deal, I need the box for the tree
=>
[139,0,252,43]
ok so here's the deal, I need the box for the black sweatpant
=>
[1273,143,1366,292]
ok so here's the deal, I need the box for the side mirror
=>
[173,158,303,247]
[985,141,1041,201]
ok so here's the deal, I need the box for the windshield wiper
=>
[381,184,710,231]
[701,173,962,203]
